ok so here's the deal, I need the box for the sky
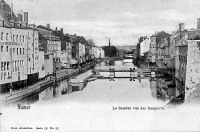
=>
[5,0,200,46]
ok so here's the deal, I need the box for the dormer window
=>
[6,12,11,19]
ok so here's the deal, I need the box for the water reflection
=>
[149,77,184,104]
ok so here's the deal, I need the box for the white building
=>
[92,46,98,58]
[99,47,105,58]
[0,26,28,85]
[0,0,41,92]
[38,50,45,79]
[140,37,150,56]
[148,36,157,63]
[44,53,53,77]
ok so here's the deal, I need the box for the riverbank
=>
[0,64,96,106]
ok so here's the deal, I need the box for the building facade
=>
[0,0,41,92]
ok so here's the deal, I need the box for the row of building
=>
[135,19,200,99]
[0,0,105,92]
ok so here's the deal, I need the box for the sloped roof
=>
[37,25,53,32]
[0,0,20,27]
[143,50,149,55]
[155,31,170,44]
[187,30,200,40]
[37,28,53,37]
[37,25,73,42]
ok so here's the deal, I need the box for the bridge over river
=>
[93,68,157,80]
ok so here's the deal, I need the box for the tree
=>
[88,39,95,46]
[102,46,117,57]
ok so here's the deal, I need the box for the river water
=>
[11,59,183,107]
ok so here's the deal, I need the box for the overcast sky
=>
[6,0,200,46]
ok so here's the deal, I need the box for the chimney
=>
[0,1,5,10]
[179,23,184,31]
[46,23,50,29]
[60,28,63,34]
[24,12,28,24]
[17,13,23,21]
[197,18,200,30]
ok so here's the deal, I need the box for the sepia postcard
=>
[1,0,200,131]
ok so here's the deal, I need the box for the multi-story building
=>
[78,42,85,63]
[85,43,89,61]
[44,53,53,77]
[54,28,72,68]
[65,42,72,68]
[154,31,170,68]
[166,22,200,97]
[92,46,99,59]
[99,47,105,58]
[140,36,150,57]
[38,48,45,79]
[37,25,61,57]
[159,37,171,66]
[0,0,41,92]
[37,25,62,70]
[148,35,156,64]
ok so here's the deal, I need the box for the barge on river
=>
[69,70,95,91]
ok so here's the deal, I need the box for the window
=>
[23,36,24,42]
[6,46,8,52]
[13,35,15,42]
[0,73,3,80]
[4,72,6,79]
[13,48,15,53]
[1,62,3,71]
[23,48,24,55]
[7,61,9,70]
[11,61,13,72]
[17,48,18,55]
[1,32,3,40]
[4,62,6,70]
[1,46,3,52]
[6,33,8,41]
[20,35,21,42]
[16,35,18,42]
[20,48,21,55]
